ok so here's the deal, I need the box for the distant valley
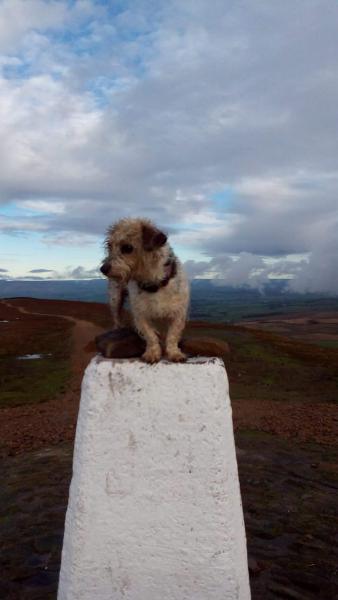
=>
[1,278,338,322]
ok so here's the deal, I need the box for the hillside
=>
[1,297,338,599]
[2,278,338,322]
[0,297,337,452]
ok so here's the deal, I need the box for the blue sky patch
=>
[211,188,234,213]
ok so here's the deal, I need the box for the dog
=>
[100,218,189,363]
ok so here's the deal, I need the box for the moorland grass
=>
[0,303,72,408]
[186,322,338,404]
[0,357,71,408]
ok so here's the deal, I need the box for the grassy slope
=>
[187,322,338,404]
[0,302,72,408]
[1,298,337,409]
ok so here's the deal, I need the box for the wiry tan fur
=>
[101,218,190,363]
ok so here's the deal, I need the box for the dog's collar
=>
[137,258,177,294]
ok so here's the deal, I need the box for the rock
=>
[181,335,230,357]
[58,357,250,600]
[95,328,146,358]
[95,328,230,359]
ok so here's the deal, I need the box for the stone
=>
[95,328,145,358]
[95,328,230,359]
[58,356,250,600]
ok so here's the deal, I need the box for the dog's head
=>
[101,218,167,282]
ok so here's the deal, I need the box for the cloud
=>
[0,0,68,53]
[29,268,54,273]
[1,265,101,281]
[0,215,49,234]
[184,260,213,279]
[185,253,276,290]
[17,200,66,214]
[0,1,338,293]
[41,232,98,246]
[54,265,101,280]
[287,231,338,294]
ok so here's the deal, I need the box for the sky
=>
[1,0,338,292]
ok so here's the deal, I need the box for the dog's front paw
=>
[142,346,162,363]
[166,349,187,362]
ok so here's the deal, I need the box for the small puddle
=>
[17,354,52,360]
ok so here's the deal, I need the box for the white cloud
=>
[0,0,338,292]
[0,0,68,53]
[42,232,97,246]
[29,268,54,273]
[17,200,66,214]
[53,265,101,279]
[185,253,271,289]
[0,215,48,233]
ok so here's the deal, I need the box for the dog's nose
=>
[100,262,111,276]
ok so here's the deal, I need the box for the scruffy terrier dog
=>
[100,218,189,363]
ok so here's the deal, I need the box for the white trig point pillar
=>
[58,356,251,600]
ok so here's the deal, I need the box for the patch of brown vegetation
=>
[240,310,338,346]
[233,399,338,446]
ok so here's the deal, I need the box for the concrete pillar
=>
[58,356,250,600]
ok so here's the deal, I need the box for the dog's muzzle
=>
[100,262,111,276]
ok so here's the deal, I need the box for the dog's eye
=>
[120,243,134,254]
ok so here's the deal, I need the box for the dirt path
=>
[1,300,103,376]
[0,301,104,455]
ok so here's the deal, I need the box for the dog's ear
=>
[142,224,167,251]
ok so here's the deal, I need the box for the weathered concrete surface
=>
[58,357,250,600]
